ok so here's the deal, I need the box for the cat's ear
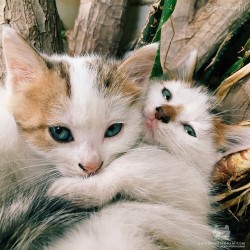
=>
[215,121,250,161]
[2,27,47,91]
[118,43,158,87]
[175,50,198,82]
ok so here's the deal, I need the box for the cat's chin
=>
[143,127,157,145]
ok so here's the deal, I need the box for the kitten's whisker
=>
[0,169,60,198]
[0,158,51,166]
[0,163,56,180]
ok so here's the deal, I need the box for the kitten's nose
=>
[155,106,170,123]
[78,162,102,174]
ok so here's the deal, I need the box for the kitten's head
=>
[2,27,157,177]
[143,80,250,176]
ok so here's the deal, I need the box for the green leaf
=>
[135,0,165,48]
[152,0,176,43]
[221,58,245,80]
[150,0,177,78]
[220,37,250,81]
[151,46,163,78]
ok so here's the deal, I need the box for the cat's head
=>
[143,79,250,176]
[2,27,157,177]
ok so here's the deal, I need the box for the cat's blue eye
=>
[49,126,74,143]
[162,88,172,101]
[183,124,196,137]
[105,123,123,138]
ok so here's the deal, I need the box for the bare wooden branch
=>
[0,0,63,85]
[160,0,250,73]
[67,0,128,56]
[160,0,196,71]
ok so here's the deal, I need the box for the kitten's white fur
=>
[1,28,250,249]
[49,144,213,249]
[0,27,156,193]
[0,87,45,191]
[49,80,250,250]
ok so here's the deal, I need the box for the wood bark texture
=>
[160,0,250,73]
[67,0,128,56]
[0,0,63,84]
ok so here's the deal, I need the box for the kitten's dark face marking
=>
[155,105,181,124]
[43,58,71,97]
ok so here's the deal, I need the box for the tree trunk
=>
[0,0,63,84]
[67,0,128,56]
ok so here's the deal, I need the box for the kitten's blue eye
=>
[105,123,123,138]
[162,88,172,101]
[49,126,73,143]
[183,124,196,137]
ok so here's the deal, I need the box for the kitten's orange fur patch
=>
[161,104,183,121]
[213,119,228,149]
[11,62,70,150]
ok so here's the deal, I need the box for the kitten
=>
[0,84,46,194]
[0,27,157,195]
[1,28,249,249]
[47,59,250,249]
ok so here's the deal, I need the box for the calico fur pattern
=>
[0,27,250,249]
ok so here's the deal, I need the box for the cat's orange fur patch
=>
[10,62,70,150]
[161,104,183,121]
[213,119,228,149]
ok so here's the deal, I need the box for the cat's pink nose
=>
[78,162,102,174]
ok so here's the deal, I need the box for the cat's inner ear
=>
[215,121,250,160]
[118,43,158,88]
[2,27,47,89]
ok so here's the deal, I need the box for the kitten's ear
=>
[118,43,158,87]
[176,50,198,82]
[215,121,250,161]
[2,27,47,91]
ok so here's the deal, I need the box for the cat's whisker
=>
[0,169,59,198]
[0,163,56,181]
[0,158,51,165]
[157,128,208,179]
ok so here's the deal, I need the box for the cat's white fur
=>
[48,76,250,249]
[49,144,213,249]
[1,27,250,249]
[0,27,156,193]
[0,86,45,192]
